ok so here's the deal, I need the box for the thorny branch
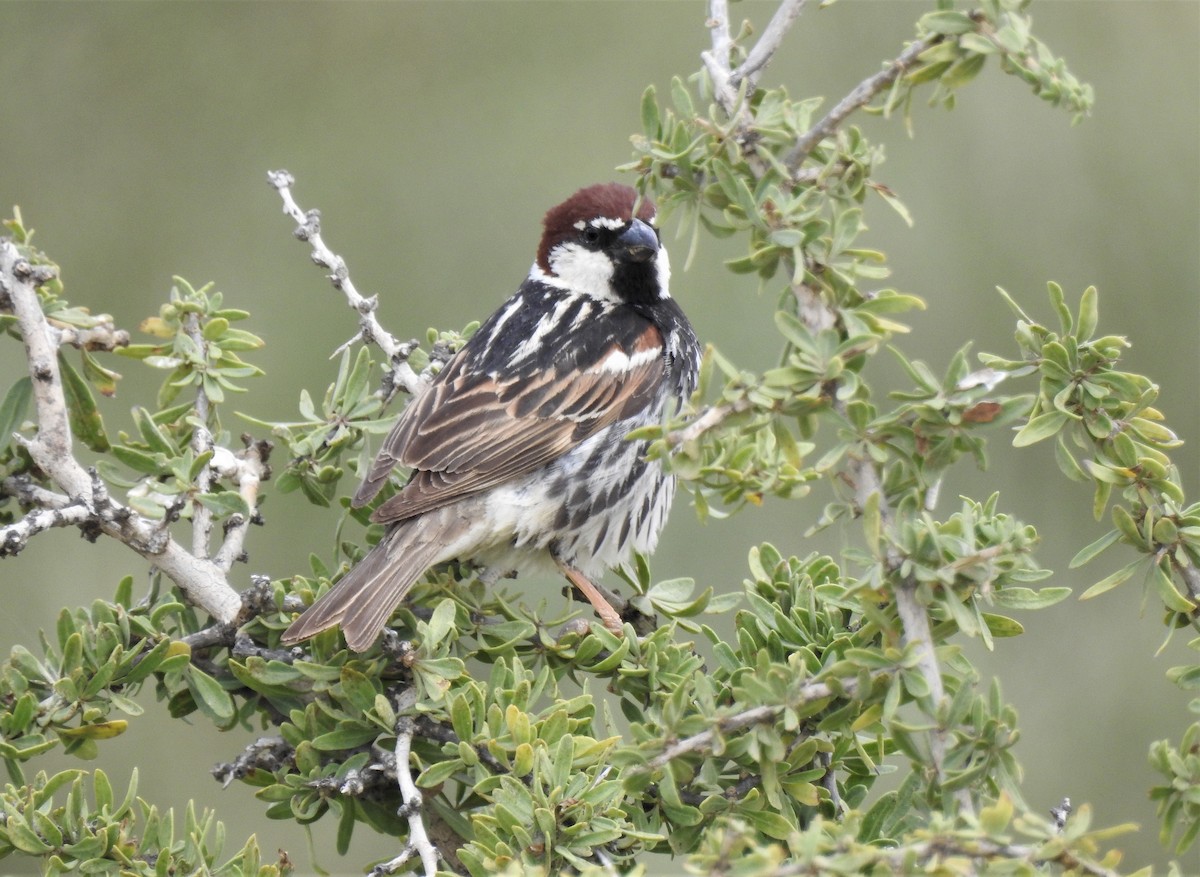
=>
[0,239,242,623]
[267,170,430,400]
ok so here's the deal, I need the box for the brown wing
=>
[355,323,665,524]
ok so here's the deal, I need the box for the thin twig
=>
[211,439,269,572]
[1,240,242,623]
[666,397,754,448]
[1173,558,1200,601]
[267,170,427,398]
[51,320,130,352]
[729,0,809,93]
[1,476,72,510]
[0,503,92,557]
[372,715,439,877]
[703,0,738,115]
[785,34,941,172]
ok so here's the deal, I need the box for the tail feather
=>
[282,508,471,652]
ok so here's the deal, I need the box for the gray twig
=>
[212,438,270,572]
[730,0,809,93]
[371,712,440,877]
[666,397,754,449]
[267,170,428,398]
[0,503,92,557]
[786,34,940,172]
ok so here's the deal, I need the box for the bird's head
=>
[536,183,671,306]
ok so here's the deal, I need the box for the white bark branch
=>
[0,503,92,557]
[703,0,738,115]
[51,320,130,352]
[1,240,242,623]
[267,170,428,398]
[729,0,809,93]
[372,715,440,877]
[211,441,267,572]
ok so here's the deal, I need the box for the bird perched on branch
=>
[282,183,700,652]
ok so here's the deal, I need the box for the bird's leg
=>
[554,557,624,634]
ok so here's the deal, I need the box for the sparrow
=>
[282,183,701,652]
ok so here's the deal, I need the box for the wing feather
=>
[357,315,665,524]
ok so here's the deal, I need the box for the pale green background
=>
[1,2,1197,874]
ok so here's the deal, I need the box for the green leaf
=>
[312,724,379,751]
[1076,285,1099,340]
[184,665,236,725]
[1154,559,1196,614]
[640,85,660,139]
[1012,409,1068,447]
[196,491,250,519]
[423,598,458,649]
[980,613,1024,637]
[1079,557,1143,600]
[339,667,378,714]
[1070,529,1120,568]
[992,587,1071,610]
[58,352,109,451]
[920,9,976,35]
[740,808,795,840]
[80,349,120,397]
[0,377,32,453]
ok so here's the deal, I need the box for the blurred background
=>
[0,2,1196,873]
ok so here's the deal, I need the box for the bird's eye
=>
[580,226,602,245]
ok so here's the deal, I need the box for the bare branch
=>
[1,239,242,623]
[0,503,92,556]
[51,320,131,352]
[2,475,73,510]
[267,170,428,398]
[729,0,809,93]
[786,34,940,172]
[372,714,440,877]
[703,0,738,115]
[212,439,269,572]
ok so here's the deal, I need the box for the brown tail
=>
[282,507,470,652]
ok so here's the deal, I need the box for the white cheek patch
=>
[654,246,672,299]
[591,345,661,374]
[546,243,618,302]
